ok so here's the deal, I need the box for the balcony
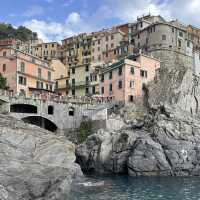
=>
[70,81,91,88]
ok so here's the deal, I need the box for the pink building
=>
[99,54,160,103]
[0,46,54,96]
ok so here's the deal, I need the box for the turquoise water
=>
[69,175,200,200]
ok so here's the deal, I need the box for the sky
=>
[1,0,200,42]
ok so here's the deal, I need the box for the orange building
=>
[0,46,54,96]
[99,54,160,103]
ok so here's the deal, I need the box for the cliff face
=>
[76,105,200,176]
[0,114,82,200]
[147,50,200,114]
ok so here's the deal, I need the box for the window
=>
[3,51,6,57]
[130,81,134,88]
[32,58,35,63]
[3,64,6,72]
[72,89,75,96]
[129,95,134,102]
[109,71,112,79]
[98,47,100,51]
[52,44,54,47]
[140,22,143,28]
[85,65,89,72]
[162,35,166,40]
[106,44,108,50]
[118,80,122,89]
[21,62,25,73]
[85,87,89,94]
[72,68,75,74]
[18,76,26,85]
[69,107,75,116]
[72,78,75,86]
[111,35,114,40]
[38,68,42,79]
[48,71,51,81]
[92,86,96,94]
[187,41,190,48]
[106,36,109,41]
[146,38,149,44]
[109,84,112,93]
[118,66,122,76]
[46,84,49,90]
[45,44,48,48]
[101,75,104,82]
[50,85,53,91]
[178,39,182,48]
[48,106,54,115]
[55,81,58,89]
[172,28,174,33]
[111,43,114,48]
[101,87,104,94]
[85,76,89,84]
[130,67,134,74]
[179,31,183,37]
[140,70,147,78]
[98,40,101,44]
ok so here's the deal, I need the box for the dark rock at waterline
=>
[76,105,200,176]
[0,114,82,200]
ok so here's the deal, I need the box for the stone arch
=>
[10,104,37,114]
[22,116,57,132]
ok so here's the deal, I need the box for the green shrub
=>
[77,120,92,143]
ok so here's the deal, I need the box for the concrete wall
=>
[8,97,108,132]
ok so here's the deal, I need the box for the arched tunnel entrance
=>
[22,116,57,132]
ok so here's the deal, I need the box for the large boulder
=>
[76,105,200,176]
[0,114,82,200]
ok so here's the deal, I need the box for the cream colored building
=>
[33,42,61,61]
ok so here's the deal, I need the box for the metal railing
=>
[0,89,117,105]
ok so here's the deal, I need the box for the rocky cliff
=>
[0,114,82,200]
[76,104,200,176]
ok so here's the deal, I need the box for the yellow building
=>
[50,59,69,95]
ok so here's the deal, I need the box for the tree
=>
[0,73,7,89]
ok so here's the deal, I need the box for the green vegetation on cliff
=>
[0,23,37,41]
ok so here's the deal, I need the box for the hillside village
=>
[0,14,199,104]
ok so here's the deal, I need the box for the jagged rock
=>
[76,105,200,176]
[0,114,82,200]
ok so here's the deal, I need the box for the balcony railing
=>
[70,81,91,88]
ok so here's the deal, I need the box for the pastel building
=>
[0,46,54,96]
[99,54,160,103]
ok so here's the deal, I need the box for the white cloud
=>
[23,5,44,17]
[23,0,200,42]
[99,0,200,26]
[23,12,92,42]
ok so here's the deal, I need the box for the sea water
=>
[69,175,200,200]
